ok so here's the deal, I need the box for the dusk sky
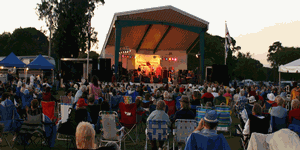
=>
[1,0,300,68]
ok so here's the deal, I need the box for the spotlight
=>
[175,58,177,61]
[169,58,171,61]
[122,55,124,58]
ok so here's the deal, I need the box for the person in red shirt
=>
[201,87,214,105]
[179,85,185,93]
[288,100,300,125]
[249,87,256,97]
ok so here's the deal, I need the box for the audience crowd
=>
[0,74,300,150]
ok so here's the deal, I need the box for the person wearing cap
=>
[174,95,195,121]
[240,96,256,126]
[211,87,219,98]
[270,96,287,118]
[189,110,219,138]
[263,93,278,113]
[213,89,226,106]
[76,97,92,123]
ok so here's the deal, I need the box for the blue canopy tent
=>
[0,52,26,68]
[26,54,55,84]
[26,54,54,70]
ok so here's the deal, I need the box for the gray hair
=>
[163,91,170,99]
[275,96,284,106]
[291,99,299,109]
[240,89,245,96]
[156,100,166,110]
[76,122,95,149]
[207,87,212,93]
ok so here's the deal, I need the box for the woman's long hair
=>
[91,75,99,87]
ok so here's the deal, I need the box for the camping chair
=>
[292,118,300,126]
[0,101,22,148]
[196,106,213,123]
[57,108,77,149]
[238,114,270,150]
[56,96,73,141]
[18,112,55,149]
[21,94,33,110]
[215,105,232,136]
[96,111,125,149]
[119,102,138,144]
[145,119,170,150]
[288,124,300,137]
[235,98,247,115]
[164,100,176,117]
[175,96,181,110]
[185,133,231,150]
[270,116,287,133]
[41,101,56,121]
[173,119,197,150]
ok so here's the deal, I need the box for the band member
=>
[155,65,162,78]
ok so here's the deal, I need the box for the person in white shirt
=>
[74,85,87,104]
[30,74,35,84]
[211,87,219,98]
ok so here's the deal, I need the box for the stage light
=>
[122,55,124,58]
[169,58,171,61]
[165,57,168,61]
[175,58,177,61]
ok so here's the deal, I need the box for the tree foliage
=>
[0,27,49,56]
[78,51,99,59]
[36,0,105,58]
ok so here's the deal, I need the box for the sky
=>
[1,0,300,68]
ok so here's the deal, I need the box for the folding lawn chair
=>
[270,116,287,133]
[215,105,232,136]
[196,106,213,123]
[173,119,197,150]
[119,102,138,144]
[145,119,170,150]
[56,96,73,141]
[41,101,56,121]
[96,111,125,149]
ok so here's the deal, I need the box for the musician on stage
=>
[155,65,162,79]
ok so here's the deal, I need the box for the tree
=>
[36,0,105,58]
[2,27,49,56]
[78,51,99,59]
[0,32,11,54]
[267,41,283,68]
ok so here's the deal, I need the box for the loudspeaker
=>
[99,58,111,71]
[163,78,168,83]
[144,77,150,83]
[206,67,212,82]
[178,70,182,76]
[153,78,159,83]
[163,70,168,78]
[92,59,98,70]
[211,64,229,86]
[134,78,140,83]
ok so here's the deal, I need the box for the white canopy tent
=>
[278,58,300,92]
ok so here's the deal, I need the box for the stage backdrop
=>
[135,54,161,70]
[104,46,187,71]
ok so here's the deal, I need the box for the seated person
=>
[288,99,300,125]
[42,87,57,102]
[243,103,271,138]
[213,90,226,106]
[147,100,170,150]
[76,121,96,149]
[263,93,278,113]
[270,96,287,118]
[174,95,195,121]
[86,95,101,125]
[201,88,214,105]
[240,96,256,128]
[100,100,110,112]
[109,90,124,111]
[75,98,92,124]
[27,99,42,116]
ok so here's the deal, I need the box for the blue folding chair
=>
[196,106,213,123]
[270,116,287,133]
[288,124,300,137]
[185,133,231,150]
[145,119,170,150]
[21,94,33,110]
[0,100,22,148]
[175,96,181,110]
[291,118,300,126]
[173,119,197,150]
[215,105,232,136]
